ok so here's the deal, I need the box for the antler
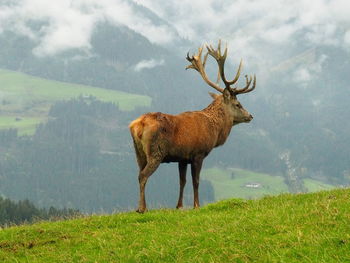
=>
[186,46,224,93]
[232,74,256,95]
[206,40,242,88]
[186,40,256,96]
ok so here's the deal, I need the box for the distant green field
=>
[0,69,151,134]
[0,116,44,136]
[304,178,335,192]
[202,167,335,201]
[202,167,289,200]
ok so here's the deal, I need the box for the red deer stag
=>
[129,40,256,213]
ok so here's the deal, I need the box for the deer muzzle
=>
[245,114,253,122]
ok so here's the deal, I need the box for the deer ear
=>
[208,92,219,100]
[223,88,231,103]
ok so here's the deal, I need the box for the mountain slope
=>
[0,69,151,134]
[1,188,349,262]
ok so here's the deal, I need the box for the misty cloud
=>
[293,53,327,85]
[345,31,350,46]
[293,68,312,83]
[134,0,350,46]
[0,0,176,56]
[133,0,350,73]
[133,59,165,72]
[1,0,349,68]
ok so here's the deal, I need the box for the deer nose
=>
[249,114,253,120]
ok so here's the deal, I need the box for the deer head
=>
[186,40,256,125]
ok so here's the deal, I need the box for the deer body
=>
[130,96,239,163]
[130,41,256,213]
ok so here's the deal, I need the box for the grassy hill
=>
[1,188,349,262]
[0,69,151,135]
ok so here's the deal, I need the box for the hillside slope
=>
[0,189,349,262]
[0,69,151,134]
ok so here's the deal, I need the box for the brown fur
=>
[130,92,253,213]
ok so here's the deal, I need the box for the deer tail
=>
[129,117,145,140]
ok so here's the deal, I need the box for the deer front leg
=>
[191,157,204,209]
[176,161,187,209]
[137,159,160,213]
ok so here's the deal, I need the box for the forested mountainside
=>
[0,97,214,212]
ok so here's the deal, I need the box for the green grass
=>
[0,69,151,134]
[202,167,289,200]
[1,189,350,262]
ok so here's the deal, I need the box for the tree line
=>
[0,196,79,226]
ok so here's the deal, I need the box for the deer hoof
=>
[136,208,146,213]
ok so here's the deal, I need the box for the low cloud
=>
[293,54,327,85]
[345,31,350,46]
[0,0,176,56]
[1,0,349,65]
[134,59,165,72]
[134,0,350,68]
[133,0,350,46]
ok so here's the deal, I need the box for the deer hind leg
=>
[176,161,187,209]
[137,157,161,213]
[191,157,204,209]
[132,139,147,171]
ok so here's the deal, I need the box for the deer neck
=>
[203,98,234,147]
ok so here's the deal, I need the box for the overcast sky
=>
[1,0,349,54]
[0,0,349,83]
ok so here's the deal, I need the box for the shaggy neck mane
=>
[202,96,226,120]
[202,96,233,147]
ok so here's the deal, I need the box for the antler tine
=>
[206,40,243,89]
[233,74,256,95]
[186,45,224,93]
[232,75,252,94]
[229,59,242,85]
[186,47,203,72]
